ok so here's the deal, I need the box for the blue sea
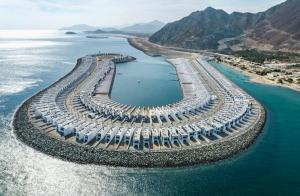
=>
[0,30,300,195]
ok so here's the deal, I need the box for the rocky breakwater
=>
[13,97,265,167]
[12,52,266,168]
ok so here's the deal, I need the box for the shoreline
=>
[12,37,266,168]
[128,37,300,93]
[217,60,300,93]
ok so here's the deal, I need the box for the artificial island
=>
[13,38,265,167]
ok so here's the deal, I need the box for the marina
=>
[13,42,265,167]
[2,31,300,195]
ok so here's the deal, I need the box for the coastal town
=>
[215,53,300,92]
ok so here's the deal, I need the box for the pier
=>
[13,51,265,167]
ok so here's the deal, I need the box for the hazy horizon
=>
[0,0,286,29]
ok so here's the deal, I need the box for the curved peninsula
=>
[13,40,265,168]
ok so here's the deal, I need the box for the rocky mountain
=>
[121,20,165,34]
[85,28,150,37]
[248,0,300,51]
[81,21,165,36]
[101,27,119,32]
[60,24,99,31]
[85,29,106,34]
[150,7,246,49]
[150,0,300,52]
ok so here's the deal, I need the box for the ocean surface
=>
[0,30,300,195]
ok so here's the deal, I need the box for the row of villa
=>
[27,53,260,151]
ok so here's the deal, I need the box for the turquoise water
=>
[0,30,300,195]
[110,44,182,106]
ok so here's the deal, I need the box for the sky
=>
[0,0,286,29]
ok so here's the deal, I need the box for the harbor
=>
[13,40,265,167]
[1,0,300,193]
[2,31,300,195]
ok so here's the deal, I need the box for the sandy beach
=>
[218,60,300,92]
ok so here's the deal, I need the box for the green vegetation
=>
[255,68,272,76]
[287,64,300,69]
[65,31,77,35]
[229,49,300,64]
[224,39,241,46]
[285,71,293,75]
[240,65,247,70]
[273,69,281,72]
[286,78,293,83]
[216,56,222,62]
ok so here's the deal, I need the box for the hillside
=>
[247,0,300,51]
[149,0,300,52]
[60,24,99,31]
[121,20,165,34]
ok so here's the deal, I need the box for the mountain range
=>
[149,0,300,52]
[59,24,98,31]
[61,20,165,35]
[120,20,165,34]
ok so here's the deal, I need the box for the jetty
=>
[13,51,265,167]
